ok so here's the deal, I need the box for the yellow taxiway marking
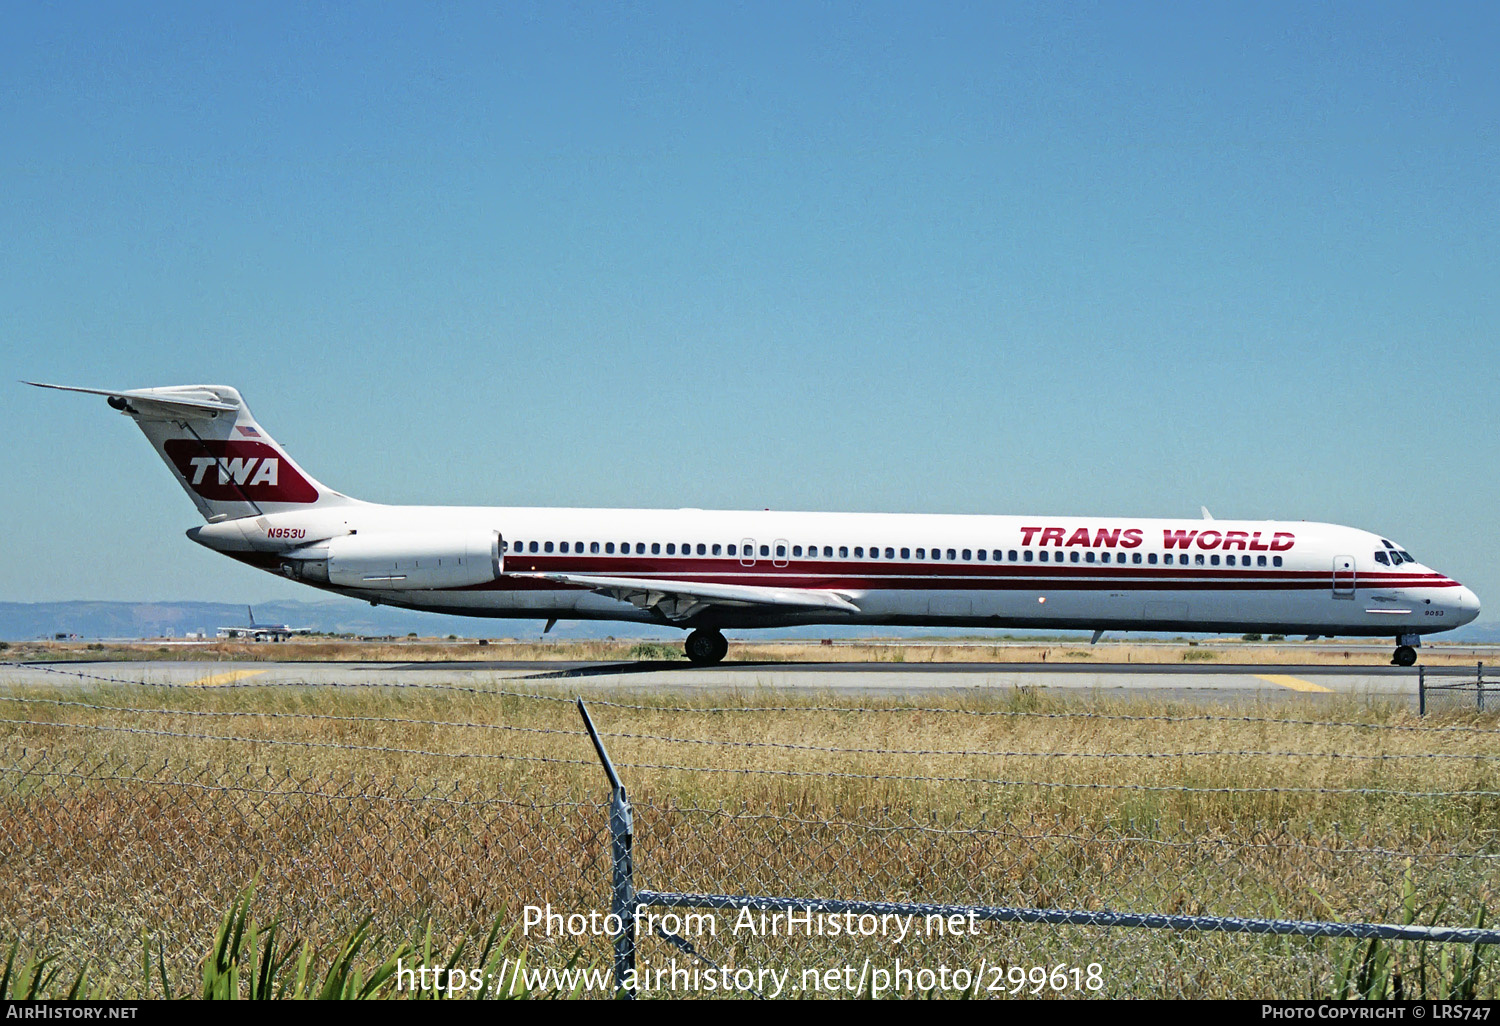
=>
[1253,673,1332,694]
[186,669,267,688]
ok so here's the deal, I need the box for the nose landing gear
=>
[1392,633,1421,667]
[685,628,729,665]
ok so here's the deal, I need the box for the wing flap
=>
[518,571,860,620]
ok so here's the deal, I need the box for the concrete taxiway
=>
[1,658,1478,705]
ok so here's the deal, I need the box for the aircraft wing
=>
[518,571,860,622]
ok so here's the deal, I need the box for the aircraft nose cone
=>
[1457,586,1481,625]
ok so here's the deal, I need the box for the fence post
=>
[1418,666,1425,718]
[577,698,636,999]
[1479,662,1485,715]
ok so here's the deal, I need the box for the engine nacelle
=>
[287,530,502,590]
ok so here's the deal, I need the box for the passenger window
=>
[885,547,895,559]
[916,548,926,559]
[946,549,956,560]
[711,543,721,555]
[591,542,600,554]
[727,544,736,556]
[1070,551,1080,563]
[1008,550,1018,561]
[1195,554,1205,566]
[961,549,971,560]
[931,549,941,561]
[901,547,910,559]
[650,543,660,555]
[695,543,704,555]
[977,549,987,561]
[760,545,769,557]
[665,543,675,555]
[1257,555,1266,567]
[604,542,614,554]
[839,546,849,558]
[1273,556,1283,567]
[993,549,1003,561]
[1211,555,1220,566]
[529,542,539,553]
[1086,552,1096,563]
[1024,550,1033,562]
[776,544,786,558]
[792,545,802,557]
[823,546,833,557]
[576,541,584,552]
[1101,552,1110,563]
[544,541,554,553]
[634,543,644,554]
[1225,555,1234,566]
[1148,553,1158,565]
[854,547,864,558]
[1041,551,1052,562]
[1133,552,1142,564]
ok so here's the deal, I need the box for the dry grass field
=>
[2,662,1498,997]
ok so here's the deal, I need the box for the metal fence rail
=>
[1420,663,1493,715]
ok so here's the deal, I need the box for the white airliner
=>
[32,383,1480,666]
[216,606,312,642]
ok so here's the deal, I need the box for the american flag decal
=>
[236,425,261,437]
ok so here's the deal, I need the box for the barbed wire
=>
[6,695,1493,763]
[592,725,1500,761]
[609,755,1500,798]
[0,758,604,809]
[0,717,594,768]
[0,694,587,741]
[627,801,1500,859]
[7,660,1499,737]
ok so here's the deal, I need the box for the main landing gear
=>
[685,628,729,665]
[1392,634,1420,667]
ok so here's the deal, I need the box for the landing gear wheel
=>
[1393,645,1417,667]
[685,629,727,665]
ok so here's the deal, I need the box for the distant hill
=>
[2,599,1495,645]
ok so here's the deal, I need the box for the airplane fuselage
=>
[189,504,1480,637]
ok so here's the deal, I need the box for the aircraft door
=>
[1332,555,1356,597]
[740,538,756,567]
[773,539,789,568]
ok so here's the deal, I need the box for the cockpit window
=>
[1374,551,1390,566]
[1399,551,1415,563]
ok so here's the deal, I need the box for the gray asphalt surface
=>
[2,657,1478,703]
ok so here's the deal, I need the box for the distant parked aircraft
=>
[31,382,1480,666]
[216,606,311,642]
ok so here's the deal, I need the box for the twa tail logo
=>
[163,439,319,503]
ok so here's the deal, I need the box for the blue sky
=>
[2,1,1497,619]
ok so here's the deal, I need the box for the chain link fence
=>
[1,659,1497,998]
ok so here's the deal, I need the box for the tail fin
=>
[28,382,359,522]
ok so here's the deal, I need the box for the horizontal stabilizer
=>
[26,382,239,418]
